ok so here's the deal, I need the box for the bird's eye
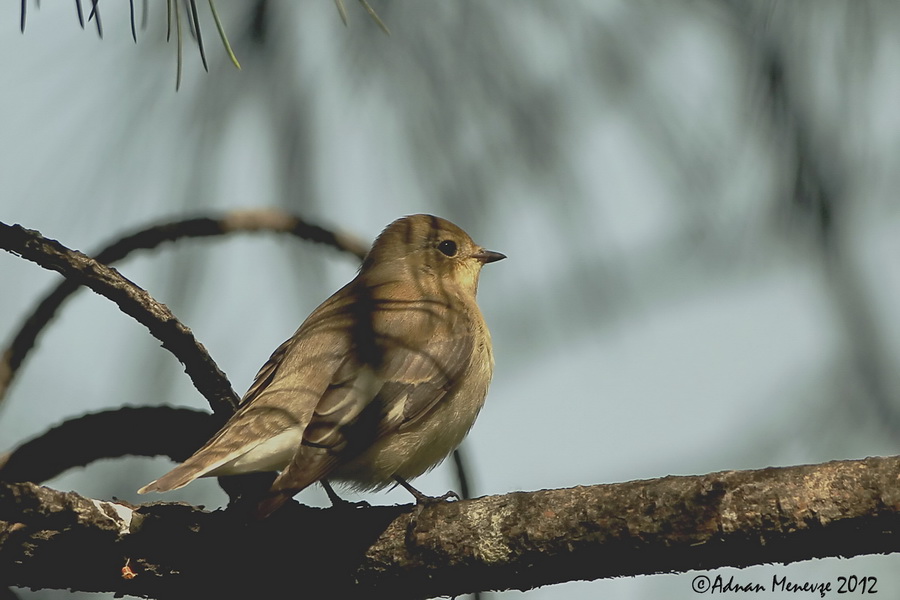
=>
[437,239,458,257]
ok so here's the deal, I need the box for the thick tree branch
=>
[2,456,899,599]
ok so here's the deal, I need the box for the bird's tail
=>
[138,465,202,494]
[253,491,294,519]
[137,452,233,494]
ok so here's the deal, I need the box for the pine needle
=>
[189,0,208,72]
[129,0,137,42]
[333,0,349,27]
[208,0,241,69]
[75,0,84,29]
[166,0,172,42]
[174,0,183,90]
[88,0,103,38]
[359,0,390,36]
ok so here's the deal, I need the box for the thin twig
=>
[450,447,473,500]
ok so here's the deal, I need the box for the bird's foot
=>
[321,479,370,509]
[393,475,459,506]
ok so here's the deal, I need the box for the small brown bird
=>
[139,214,504,517]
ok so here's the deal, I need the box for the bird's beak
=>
[471,249,507,264]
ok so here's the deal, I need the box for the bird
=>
[138,214,505,517]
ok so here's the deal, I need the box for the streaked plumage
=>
[138,214,504,517]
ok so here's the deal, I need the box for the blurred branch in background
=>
[723,1,900,440]
[0,406,215,485]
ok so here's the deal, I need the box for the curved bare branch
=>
[0,221,240,416]
[0,407,215,485]
[0,209,366,407]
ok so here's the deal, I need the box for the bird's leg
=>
[221,472,277,511]
[321,479,369,509]
[393,475,459,505]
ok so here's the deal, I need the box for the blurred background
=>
[2,1,900,598]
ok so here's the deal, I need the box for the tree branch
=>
[2,455,899,599]
[0,221,240,417]
[0,209,366,407]
[0,407,216,485]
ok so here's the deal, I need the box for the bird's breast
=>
[332,335,493,490]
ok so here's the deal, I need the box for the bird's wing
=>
[239,333,295,407]
[268,292,475,497]
[138,288,357,494]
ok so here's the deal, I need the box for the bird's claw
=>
[414,489,460,505]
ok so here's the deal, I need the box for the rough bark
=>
[2,455,899,599]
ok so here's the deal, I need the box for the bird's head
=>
[362,214,505,295]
